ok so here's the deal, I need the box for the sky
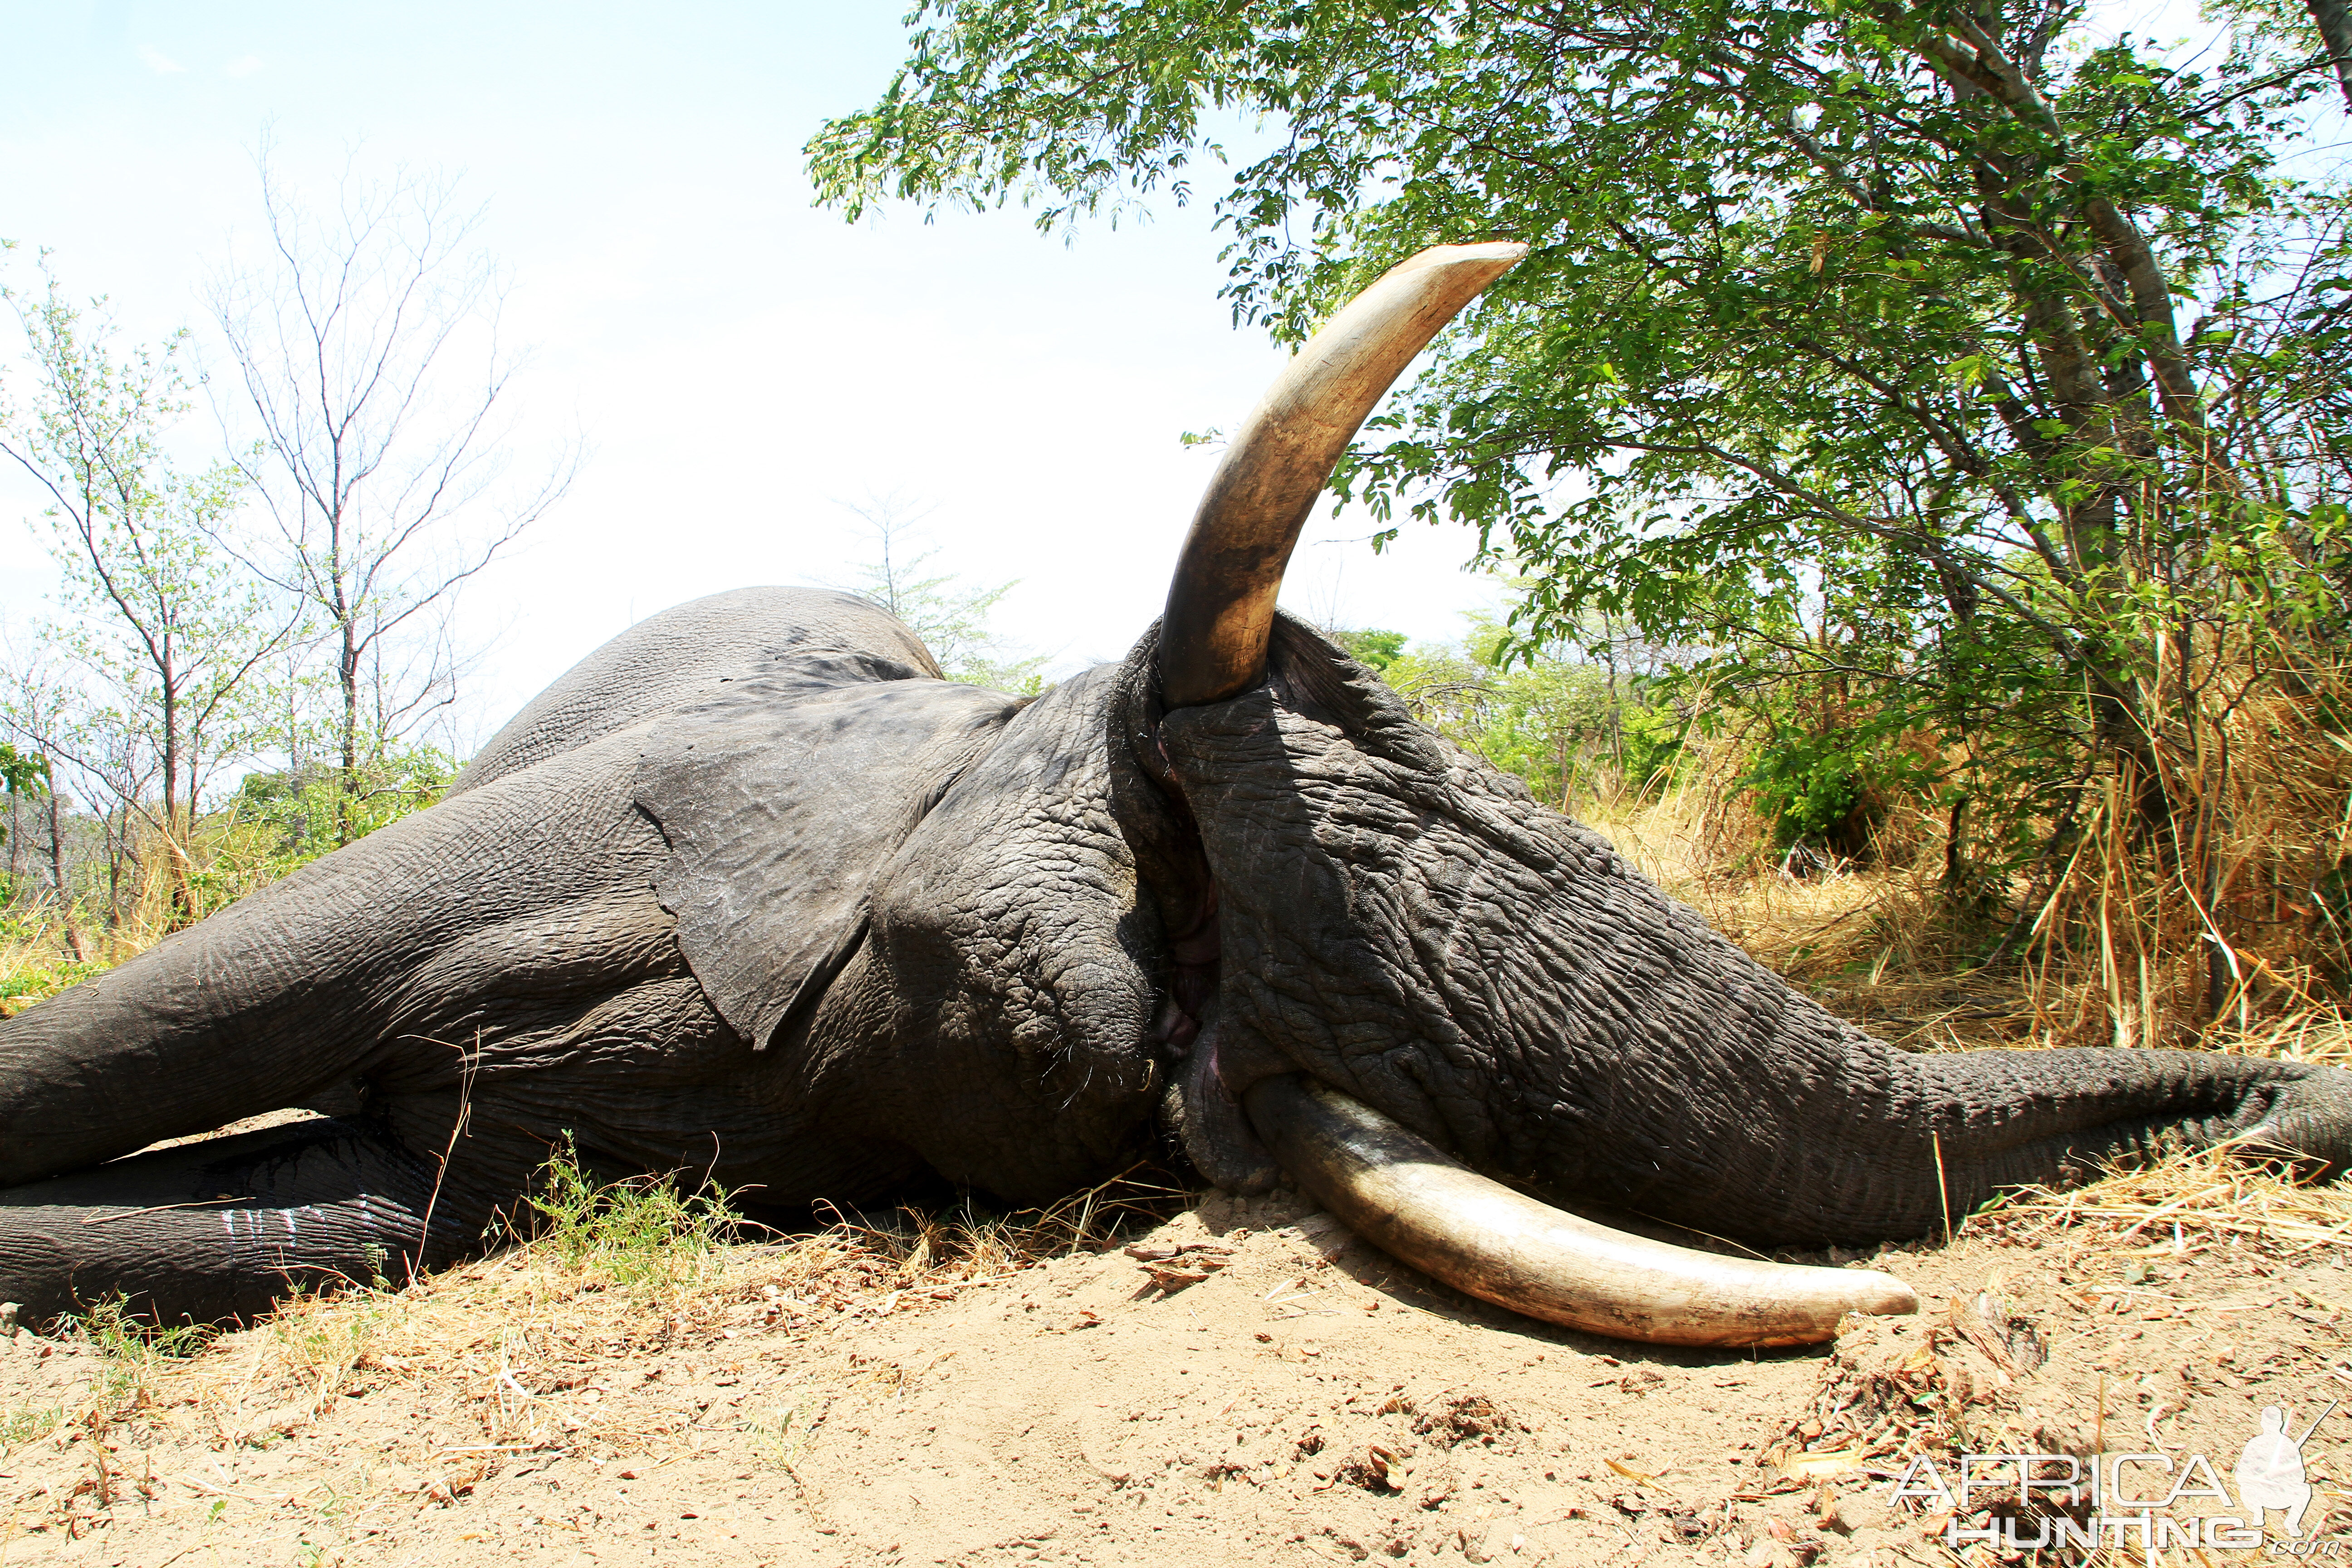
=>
[0,2,1520,754]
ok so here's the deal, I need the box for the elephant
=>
[5,244,2348,1348]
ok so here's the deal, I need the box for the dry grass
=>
[1589,772,2352,1062]
[1743,1142,2352,1567]
[0,926,99,1018]
[1587,787,2045,1049]
[1581,639,2352,1082]
[320,1158,1174,1436]
[1992,1137,2352,1260]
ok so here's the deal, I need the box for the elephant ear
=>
[637,658,1019,1050]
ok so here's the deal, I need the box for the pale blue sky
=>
[0,1,1509,746]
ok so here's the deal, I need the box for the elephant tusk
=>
[1243,1077,1919,1348]
[1158,241,1527,710]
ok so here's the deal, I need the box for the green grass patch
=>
[0,956,102,1016]
[47,1294,216,1430]
[523,1137,744,1293]
[0,1401,65,1455]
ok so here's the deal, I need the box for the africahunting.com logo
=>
[1886,1403,2339,1552]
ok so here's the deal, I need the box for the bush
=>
[217,745,456,892]
[523,1137,743,1294]
[1346,612,1687,810]
[1738,730,1881,856]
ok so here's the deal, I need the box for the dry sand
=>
[5,1177,2350,1566]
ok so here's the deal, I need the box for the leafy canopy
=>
[812,0,2352,889]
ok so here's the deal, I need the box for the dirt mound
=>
[4,1183,2350,1564]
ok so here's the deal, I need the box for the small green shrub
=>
[0,1401,64,1454]
[59,1294,215,1363]
[524,1137,743,1293]
[53,1293,215,1426]
[1616,702,1688,794]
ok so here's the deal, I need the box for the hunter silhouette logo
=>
[2239,1405,2332,1539]
[1888,1401,2340,1551]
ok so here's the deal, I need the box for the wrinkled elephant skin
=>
[4,246,2348,1343]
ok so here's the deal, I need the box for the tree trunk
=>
[1602,640,1623,780]
[160,649,192,923]
[2311,0,2352,112]
[339,619,361,848]
[105,808,130,934]
[43,764,84,963]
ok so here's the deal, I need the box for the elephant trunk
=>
[1246,1076,1916,1347]
[1781,1045,2352,1243]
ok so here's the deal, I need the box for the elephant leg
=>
[0,937,791,1326]
[0,1109,535,1328]
[0,724,667,1186]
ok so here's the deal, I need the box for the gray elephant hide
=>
[636,650,1021,1051]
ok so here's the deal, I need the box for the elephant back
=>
[452,588,942,796]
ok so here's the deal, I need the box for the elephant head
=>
[4,246,2348,1347]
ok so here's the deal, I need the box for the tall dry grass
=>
[0,809,320,1015]
[2026,651,2352,1049]
[1584,649,2352,1070]
[1583,680,2352,1287]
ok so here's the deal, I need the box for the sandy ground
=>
[4,1179,2351,1568]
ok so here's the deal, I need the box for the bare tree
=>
[210,152,577,843]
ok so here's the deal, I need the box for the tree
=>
[1348,597,1689,810]
[813,0,2352,1014]
[1331,627,1407,671]
[0,740,43,902]
[0,650,93,960]
[834,495,1048,692]
[2303,0,2352,109]
[0,261,293,912]
[209,154,578,844]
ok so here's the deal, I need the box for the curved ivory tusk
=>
[1159,241,1528,710]
[1244,1077,1918,1348]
